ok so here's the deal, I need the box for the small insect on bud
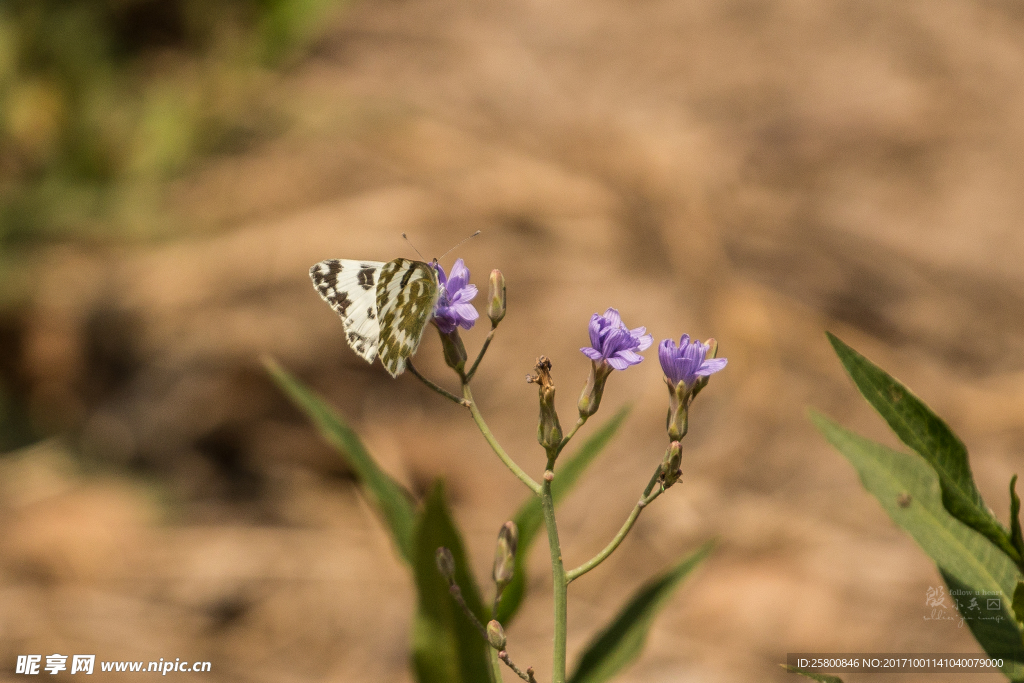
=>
[487,269,506,326]
[486,620,507,650]
[435,547,456,582]
[492,521,519,587]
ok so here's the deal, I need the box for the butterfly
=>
[310,258,440,377]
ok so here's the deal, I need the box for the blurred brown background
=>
[2,1,1023,681]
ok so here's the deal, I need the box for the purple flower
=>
[658,335,727,390]
[432,259,479,334]
[580,308,653,370]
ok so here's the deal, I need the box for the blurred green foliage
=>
[0,0,340,246]
[0,0,341,453]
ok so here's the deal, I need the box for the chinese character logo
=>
[925,585,948,608]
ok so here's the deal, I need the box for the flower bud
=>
[492,521,518,587]
[661,441,683,488]
[486,620,507,650]
[577,360,613,418]
[665,377,689,442]
[527,357,562,452]
[658,335,727,440]
[435,547,456,581]
[487,269,506,326]
[438,329,468,375]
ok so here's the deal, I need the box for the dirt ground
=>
[3,1,1024,681]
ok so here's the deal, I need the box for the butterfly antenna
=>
[402,233,427,261]
[438,230,481,263]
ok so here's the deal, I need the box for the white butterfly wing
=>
[310,259,384,363]
[376,259,440,377]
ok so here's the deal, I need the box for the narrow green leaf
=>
[567,540,714,683]
[780,665,844,683]
[826,332,1021,565]
[1011,475,1023,569]
[412,482,491,683]
[811,411,1024,676]
[264,358,417,563]
[496,404,632,625]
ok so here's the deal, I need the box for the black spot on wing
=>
[367,306,375,320]
[309,261,356,318]
[347,330,368,353]
[399,264,416,288]
[310,260,342,283]
[333,291,352,316]
[358,266,377,290]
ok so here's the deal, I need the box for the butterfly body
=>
[310,258,440,377]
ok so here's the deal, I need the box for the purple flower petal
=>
[588,315,605,349]
[617,349,643,364]
[451,285,477,304]
[432,259,479,332]
[697,357,728,375]
[578,308,649,370]
[451,303,479,323]
[606,356,630,370]
[448,259,470,291]
[659,334,727,388]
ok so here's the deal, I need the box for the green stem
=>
[407,361,470,407]
[642,465,663,497]
[447,583,488,641]
[541,457,568,683]
[489,647,504,683]
[565,483,663,584]
[466,326,497,383]
[463,384,542,495]
[555,416,587,456]
[492,590,502,621]
[498,650,538,682]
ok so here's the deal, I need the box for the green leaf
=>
[496,404,632,625]
[1013,580,1024,629]
[811,411,1024,676]
[567,540,714,683]
[780,665,844,683]
[411,482,491,683]
[264,358,417,564]
[1011,475,1023,569]
[826,332,1021,565]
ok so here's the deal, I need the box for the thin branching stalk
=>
[541,455,568,683]
[446,583,488,641]
[407,361,470,406]
[556,416,588,456]
[463,383,542,495]
[466,326,498,382]
[499,650,540,683]
[565,467,665,583]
